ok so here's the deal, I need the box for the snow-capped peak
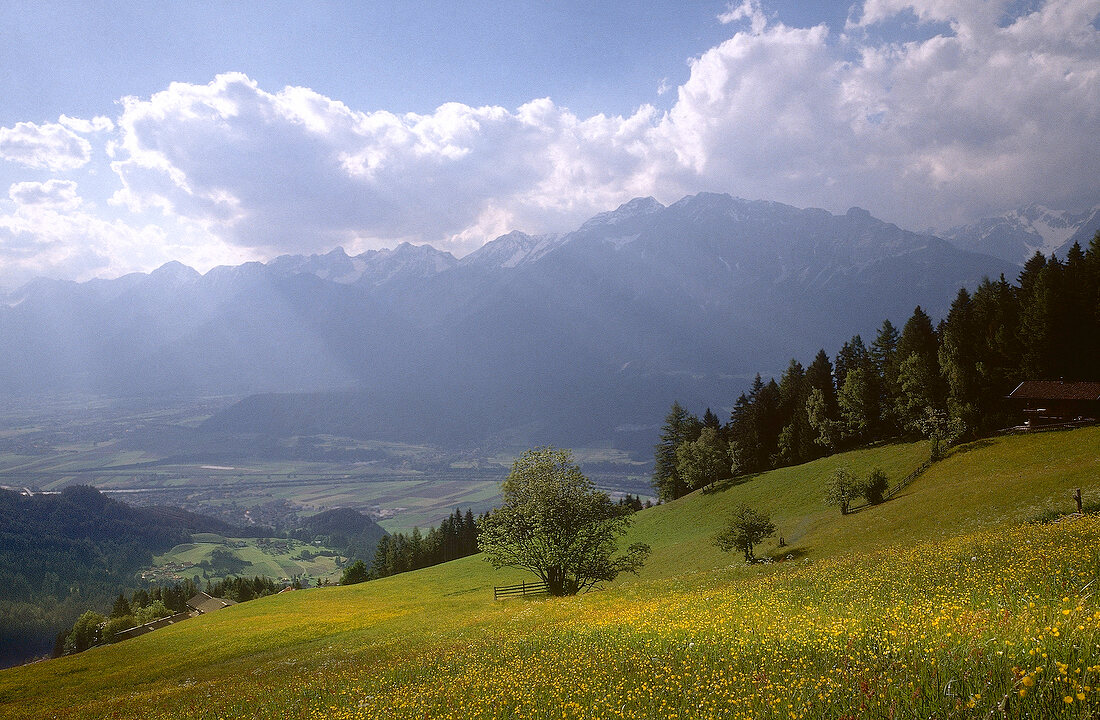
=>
[579,197,665,230]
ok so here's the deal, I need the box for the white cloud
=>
[718,0,769,32]
[9,179,81,209]
[0,120,92,171]
[653,0,1100,226]
[0,202,158,287]
[58,114,115,134]
[108,73,663,256]
[0,180,251,289]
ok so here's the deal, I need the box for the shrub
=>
[863,468,889,505]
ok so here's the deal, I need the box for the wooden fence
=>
[846,458,932,513]
[883,459,932,501]
[111,610,193,642]
[494,580,549,600]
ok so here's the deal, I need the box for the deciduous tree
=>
[479,447,650,596]
[714,504,776,562]
[825,467,859,515]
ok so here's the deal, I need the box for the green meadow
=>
[2,426,1098,719]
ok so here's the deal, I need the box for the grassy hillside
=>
[2,427,1098,719]
[147,535,344,585]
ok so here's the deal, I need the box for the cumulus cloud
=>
[0,179,250,289]
[655,0,1100,225]
[58,114,115,134]
[0,120,93,171]
[9,179,81,209]
[0,203,154,287]
[107,73,664,256]
[99,0,1097,259]
[3,0,1099,286]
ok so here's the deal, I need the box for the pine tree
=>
[1062,242,1094,379]
[939,288,979,432]
[1087,232,1100,379]
[776,359,806,427]
[652,402,700,501]
[805,349,838,417]
[895,307,945,427]
[870,319,901,435]
[371,535,392,577]
[1017,251,1048,298]
[110,593,131,619]
[755,379,783,466]
[1018,259,1064,379]
[834,335,869,391]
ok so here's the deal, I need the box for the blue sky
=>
[0,0,1098,288]
[1,2,855,123]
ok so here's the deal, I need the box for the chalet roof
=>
[186,591,237,614]
[1008,381,1100,401]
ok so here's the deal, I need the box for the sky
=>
[0,0,1098,289]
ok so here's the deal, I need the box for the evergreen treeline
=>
[617,494,651,512]
[654,236,1100,501]
[206,575,283,603]
[370,508,482,578]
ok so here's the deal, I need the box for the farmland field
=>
[0,397,652,532]
[145,535,345,585]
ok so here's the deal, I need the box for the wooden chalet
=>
[1008,380,1100,427]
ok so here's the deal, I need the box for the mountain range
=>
[939,204,1100,265]
[0,193,1023,450]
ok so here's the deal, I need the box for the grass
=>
[1,426,1098,719]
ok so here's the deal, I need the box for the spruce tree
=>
[1018,259,1064,379]
[805,349,838,416]
[110,593,131,619]
[652,402,700,501]
[1062,242,1094,379]
[870,319,901,435]
[939,288,979,432]
[834,335,869,390]
[895,307,945,426]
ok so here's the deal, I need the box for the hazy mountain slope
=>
[941,204,1100,265]
[1,193,1013,448]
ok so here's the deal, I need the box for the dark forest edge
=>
[653,234,1100,501]
[0,488,386,668]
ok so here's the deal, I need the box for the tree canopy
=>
[479,447,650,596]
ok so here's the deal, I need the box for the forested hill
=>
[0,487,244,669]
[653,234,1100,500]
